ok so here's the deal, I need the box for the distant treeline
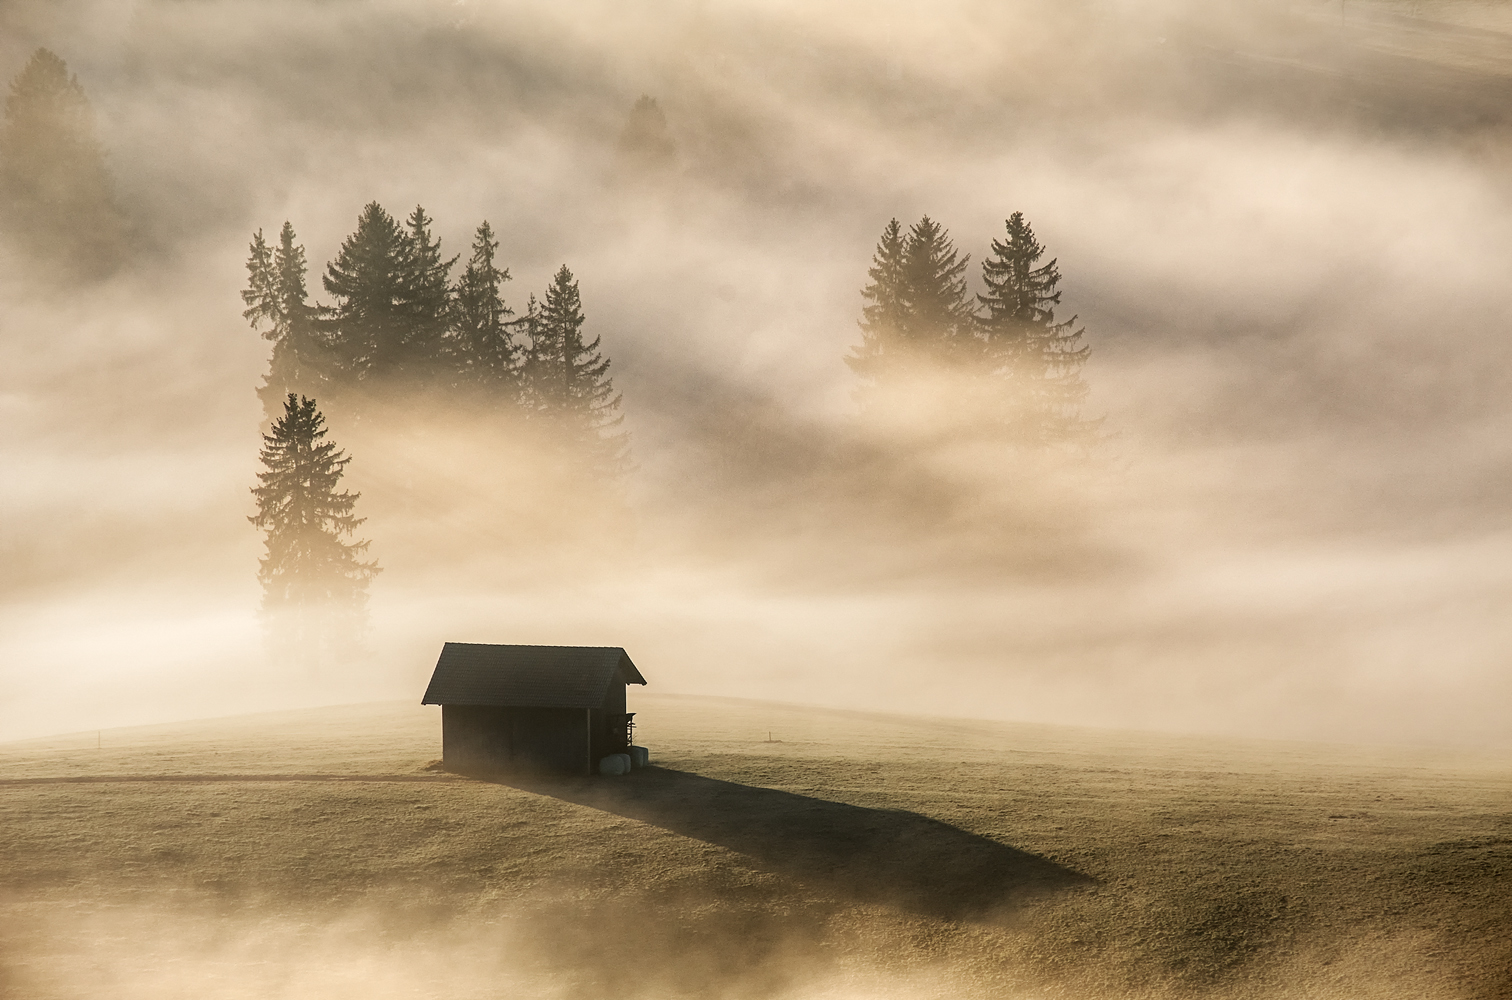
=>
[241,203,628,474]
[849,213,1094,447]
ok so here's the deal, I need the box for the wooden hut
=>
[421,643,647,775]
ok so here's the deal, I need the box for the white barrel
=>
[629,746,650,768]
[598,753,631,776]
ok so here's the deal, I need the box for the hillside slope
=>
[2,696,1509,1000]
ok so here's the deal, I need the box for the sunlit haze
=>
[4,0,1512,746]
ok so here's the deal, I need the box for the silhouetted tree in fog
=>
[847,216,973,399]
[902,216,974,352]
[241,205,629,477]
[977,212,1092,444]
[450,220,520,398]
[243,222,330,419]
[617,94,677,176]
[321,202,417,387]
[320,202,456,394]
[0,48,125,277]
[399,205,456,378]
[250,394,378,662]
[850,212,1094,444]
[525,265,629,474]
[847,217,907,390]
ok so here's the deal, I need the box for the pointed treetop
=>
[450,218,519,388]
[275,221,310,306]
[243,228,276,333]
[979,210,1061,329]
[902,215,972,343]
[5,49,86,120]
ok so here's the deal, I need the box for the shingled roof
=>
[421,643,646,709]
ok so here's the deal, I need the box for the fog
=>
[5,895,1464,1000]
[4,0,1512,745]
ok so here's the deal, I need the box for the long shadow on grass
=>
[488,766,1093,922]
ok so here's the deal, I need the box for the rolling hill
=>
[1,695,1509,999]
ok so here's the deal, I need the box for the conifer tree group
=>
[848,213,1092,445]
[242,202,632,650]
[240,199,1094,652]
[241,201,628,472]
[243,222,328,416]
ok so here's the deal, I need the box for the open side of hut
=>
[421,643,647,775]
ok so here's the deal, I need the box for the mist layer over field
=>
[4,0,1512,743]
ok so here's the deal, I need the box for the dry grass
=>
[1,695,1509,1000]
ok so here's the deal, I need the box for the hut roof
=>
[421,643,647,709]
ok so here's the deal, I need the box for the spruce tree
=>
[0,48,125,276]
[900,215,973,355]
[243,228,274,328]
[397,205,455,377]
[519,292,554,407]
[847,216,973,398]
[450,220,519,397]
[322,202,412,386]
[322,202,455,391]
[242,222,329,419]
[846,217,907,389]
[525,266,628,473]
[617,95,677,175]
[249,394,378,658]
[977,212,1090,443]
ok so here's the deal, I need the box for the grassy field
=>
[1,695,1509,1000]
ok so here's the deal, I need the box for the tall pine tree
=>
[617,95,677,176]
[243,222,329,419]
[397,205,455,377]
[977,212,1091,444]
[321,202,455,392]
[449,220,519,397]
[322,202,414,387]
[847,216,973,399]
[901,216,973,354]
[525,266,628,474]
[249,394,378,660]
[0,48,125,276]
[846,217,907,389]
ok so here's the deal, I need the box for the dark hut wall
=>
[588,680,628,762]
[441,705,590,775]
